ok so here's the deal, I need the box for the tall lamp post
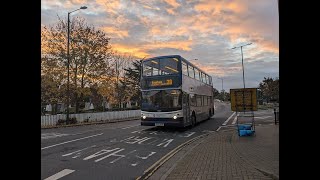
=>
[66,6,87,124]
[231,43,252,111]
[218,77,224,101]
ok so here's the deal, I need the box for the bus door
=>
[183,93,190,126]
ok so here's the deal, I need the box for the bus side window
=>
[194,68,200,81]
[188,66,195,78]
[201,73,205,83]
[190,94,196,106]
[205,75,209,84]
[182,62,188,76]
[196,95,202,106]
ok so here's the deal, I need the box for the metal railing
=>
[41,110,141,127]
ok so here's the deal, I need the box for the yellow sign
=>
[151,79,173,86]
[230,88,257,111]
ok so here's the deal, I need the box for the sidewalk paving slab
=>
[149,124,279,180]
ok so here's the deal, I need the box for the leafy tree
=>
[259,77,279,103]
[42,16,114,113]
[124,59,142,103]
[212,88,220,98]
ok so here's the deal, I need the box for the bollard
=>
[274,108,277,124]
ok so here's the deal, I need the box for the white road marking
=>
[179,132,195,137]
[41,133,69,139]
[157,139,174,147]
[121,136,152,144]
[62,145,96,157]
[231,115,238,124]
[136,152,156,160]
[41,133,103,150]
[254,111,273,115]
[202,130,215,133]
[255,116,273,119]
[109,150,137,164]
[44,169,75,180]
[222,112,236,125]
[121,125,139,129]
[83,148,120,161]
[131,163,138,166]
[216,126,222,132]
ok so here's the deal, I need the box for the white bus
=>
[140,55,215,127]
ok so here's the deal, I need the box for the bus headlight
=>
[173,115,177,119]
[142,115,147,119]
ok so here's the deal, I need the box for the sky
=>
[41,0,279,92]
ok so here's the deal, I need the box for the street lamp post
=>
[218,77,224,101]
[231,43,252,111]
[66,6,87,125]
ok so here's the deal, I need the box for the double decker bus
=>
[140,55,214,127]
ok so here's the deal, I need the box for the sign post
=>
[230,88,258,136]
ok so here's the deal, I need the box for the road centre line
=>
[41,133,103,150]
[44,169,75,180]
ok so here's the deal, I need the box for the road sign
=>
[230,88,258,111]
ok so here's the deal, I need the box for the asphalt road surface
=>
[41,102,275,180]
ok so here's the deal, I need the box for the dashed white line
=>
[41,133,103,150]
[44,169,75,180]
[222,112,236,125]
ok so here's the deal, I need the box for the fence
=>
[41,110,141,127]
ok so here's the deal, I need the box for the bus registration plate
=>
[155,123,164,126]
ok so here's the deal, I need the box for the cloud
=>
[101,27,129,39]
[166,8,175,15]
[41,0,279,91]
[144,39,193,51]
[164,0,180,8]
[111,44,150,58]
[143,5,160,11]
[95,0,121,14]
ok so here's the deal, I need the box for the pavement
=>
[148,120,279,180]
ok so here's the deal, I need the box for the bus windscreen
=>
[142,57,179,76]
[141,90,182,112]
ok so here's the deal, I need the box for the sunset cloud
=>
[101,27,129,39]
[164,0,180,8]
[42,0,279,91]
[111,44,150,58]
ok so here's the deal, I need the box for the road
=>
[41,102,275,180]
